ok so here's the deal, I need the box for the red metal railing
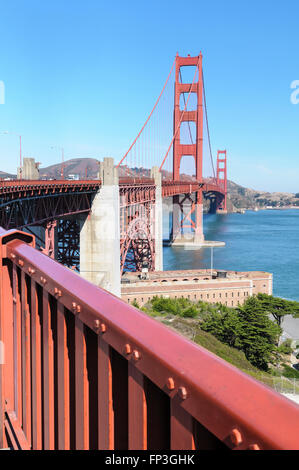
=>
[1,227,298,450]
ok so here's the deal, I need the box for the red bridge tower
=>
[172,53,204,243]
[216,150,227,212]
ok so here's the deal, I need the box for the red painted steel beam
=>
[2,232,299,450]
[0,177,225,201]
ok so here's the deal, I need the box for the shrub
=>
[277,339,293,355]
[282,365,299,379]
[180,305,198,318]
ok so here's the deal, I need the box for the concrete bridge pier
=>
[194,190,204,244]
[151,166,163,271]
[17,157,40,179]
[80,157,121,297]
[171,190,204,246]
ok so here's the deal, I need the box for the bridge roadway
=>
[0,178,223,229]
[0,177,224,230]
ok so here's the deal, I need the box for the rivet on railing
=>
[167,377,175,390]
[230,428,243,447]
[124,344,132,355]
[18,259,24,267]
[94,319,100,330]
[178,386,188,400]
[248,444,260,450]
[40,276,47,285]
[132,350,141,361]
[10,254,16,260]
[72,302,77,311]
[100,323,106,333]
[28,267,35,274]
[76,305,81,314]
[54,287,62,297]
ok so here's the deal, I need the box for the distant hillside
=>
[39,158,99,179]
[0,170,16,179]
[39,158,175,180]
[227,180,299,210]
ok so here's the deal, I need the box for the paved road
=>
[281,315,299,344]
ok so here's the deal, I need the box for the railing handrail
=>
[1,229,299,450]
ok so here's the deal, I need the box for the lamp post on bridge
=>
[0,130,22,179]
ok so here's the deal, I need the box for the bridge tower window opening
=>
[179,153,196,179]
[179,65,199,84]
[179,92,197,111]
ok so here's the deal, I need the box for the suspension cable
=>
[202,68,216,179]
[116,58,176,168]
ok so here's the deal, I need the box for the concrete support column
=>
[151,166,163,271]
[17,157,39,179]
[80,158,121,297]
[194,190,204,244]
[172,194,182,241]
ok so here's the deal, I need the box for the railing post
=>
[0,233,9,448]
[0,229,34,448]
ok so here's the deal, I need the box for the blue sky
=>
[0,0,299,191]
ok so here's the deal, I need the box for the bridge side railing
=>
[0,227,299,450]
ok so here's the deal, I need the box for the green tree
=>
[256,294,299,327]
[201,297,281,371]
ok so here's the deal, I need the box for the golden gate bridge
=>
[0,53,298,451]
